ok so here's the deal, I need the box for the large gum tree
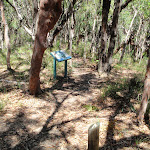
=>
[29,0,62,95]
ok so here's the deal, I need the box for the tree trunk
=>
[119,7,138,62]
[0,28,3,49]
[139,32,146,63]
[135,19,145,61]
[29,0,62,95]
[67,19,70,49]
[136,32,144,61]
[98,0,111,74]
[0,0,11,70]
[84,26,88,62]
[98,0,121,73]
[69,13,74,67]
[95,25,101,59]
[106,0,121,71]
[138,55,150,123]
[90,17,96,59]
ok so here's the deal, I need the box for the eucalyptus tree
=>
[29,0,62,95]
[135,0,150,123]
[98,0,134,74]
[74,0,101,59]
[5,0,39,40]
[134,0,150,61]
[138,55,150,124]
[0,0,12,70]
[29,0,83,95]
[114,0,150,62]
[0,0,40,70]
[119,6,138,62]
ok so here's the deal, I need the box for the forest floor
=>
[0,57,150,150]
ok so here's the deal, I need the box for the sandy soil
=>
[0,58,150,150]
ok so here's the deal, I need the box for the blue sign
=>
[50,50,72,79]
[50,50,72,62]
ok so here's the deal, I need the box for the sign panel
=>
[50,50,72,62]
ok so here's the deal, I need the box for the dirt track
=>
[0,58,150,150]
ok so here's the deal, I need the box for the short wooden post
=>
[64,60,67,78]
[53,58,56,79]
[88,122,100,150]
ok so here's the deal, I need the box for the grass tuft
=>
[83,104,99,111]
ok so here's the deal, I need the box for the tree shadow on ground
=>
[98,75,150,149]
[0,72,99,149]
[0,66,149,149]
[43,72,98,95]
[0,91,82,150]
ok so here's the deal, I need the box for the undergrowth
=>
[113,53,147,75]
[101,75,143,99]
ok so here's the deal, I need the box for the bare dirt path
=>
[0,58,150,150]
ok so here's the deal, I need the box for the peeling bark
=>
[29,0,62,95]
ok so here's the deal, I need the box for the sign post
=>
[65,60,67,78]
[54,58,56,79]
[50,50,72,79]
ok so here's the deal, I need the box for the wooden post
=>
[88,122,100,150]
